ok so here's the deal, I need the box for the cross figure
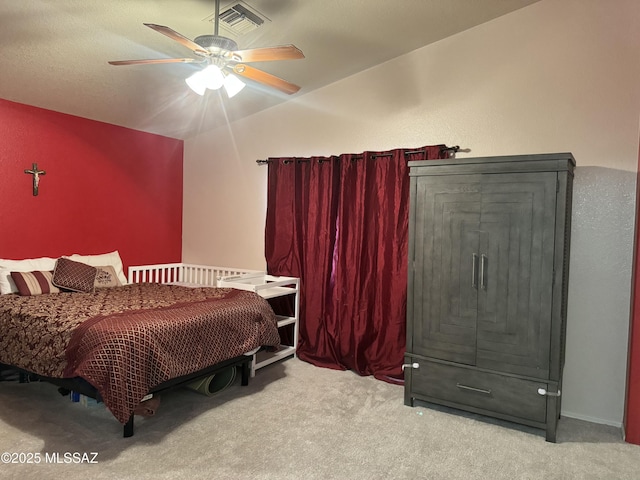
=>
[24,163,46,196]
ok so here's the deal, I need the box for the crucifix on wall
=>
[24,163,46,196]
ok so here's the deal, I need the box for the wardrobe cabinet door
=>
[410,175,481,365]
[476,173,557,378]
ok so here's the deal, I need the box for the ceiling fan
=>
[108,0,304,97]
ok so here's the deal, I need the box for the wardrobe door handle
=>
[472,253,478,289]
[480,254,487,290]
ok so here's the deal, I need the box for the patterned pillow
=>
[52,258,98,293]
[10,270,61,296]
[64,251,128,285]
[0,256,57,294]
[94,265,122,288]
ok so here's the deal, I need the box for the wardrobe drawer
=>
[411,360,547,423]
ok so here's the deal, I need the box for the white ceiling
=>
[0,0,540,140]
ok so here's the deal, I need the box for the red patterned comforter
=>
[0,283,280,423]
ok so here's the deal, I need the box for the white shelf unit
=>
[217,273,299,376]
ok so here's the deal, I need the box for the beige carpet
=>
[0,358,638,480]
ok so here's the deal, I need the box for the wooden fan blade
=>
[231,45,304,63]
[108,58,202,65]
[144,23,208,55]
[232,64,300,95]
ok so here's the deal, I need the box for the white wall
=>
[183,0,640,427]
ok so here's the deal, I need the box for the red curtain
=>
[265,145,448,383]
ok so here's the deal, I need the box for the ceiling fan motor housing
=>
[194,35,239,54]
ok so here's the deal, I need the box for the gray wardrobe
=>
[404,153,575,442]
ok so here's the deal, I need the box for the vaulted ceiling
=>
[0,0,540,139]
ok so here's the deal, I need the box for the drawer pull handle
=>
[402,362,419,371]
[537,388,561,397]
[456,383,492,395]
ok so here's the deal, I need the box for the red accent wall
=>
[0,98,183,272]
[626,141,640,444]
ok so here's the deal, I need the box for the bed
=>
[0,253,280,437]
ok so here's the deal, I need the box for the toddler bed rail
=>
[128,263,262,286]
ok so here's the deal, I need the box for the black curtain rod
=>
[256,145,460,165]
[255,158,310,165]
[282,159,310,164]
[404,145,460,156]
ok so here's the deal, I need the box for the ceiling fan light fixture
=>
[201,64,225,90]
[223,73,246,98]
[185,70,207,95]
[186,64,226,95]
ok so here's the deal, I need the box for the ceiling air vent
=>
[204,1,270,36]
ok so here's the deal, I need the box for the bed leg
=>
[241,361,250,386]
[123,415,134,438]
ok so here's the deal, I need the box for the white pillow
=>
[64,251,128,285]
[0,257,57,294]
